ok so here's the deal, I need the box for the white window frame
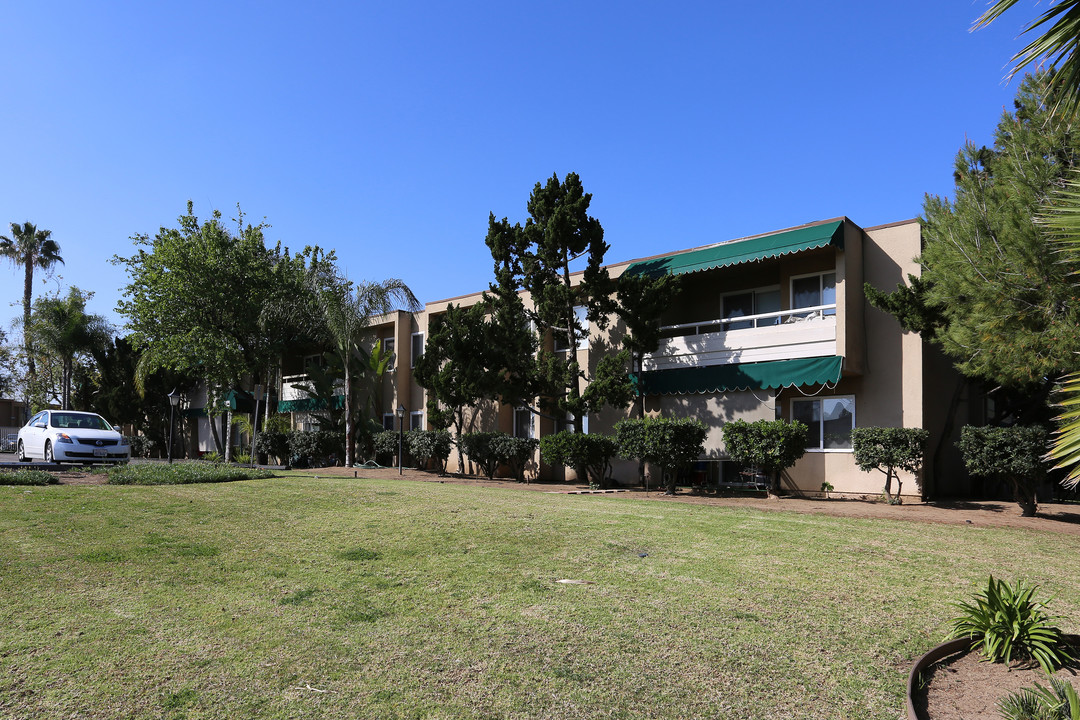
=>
[790,395,854,452]
[410,332,424,368]
[554,306,589,352]
[789,271,837,317]
[410,411,424,431]
[513,406,533,439]
[382,337,396,371]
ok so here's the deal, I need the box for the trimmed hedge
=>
[107,461,274,486]
[0,469,57,486]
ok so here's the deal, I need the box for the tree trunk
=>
[883,468,895,503]
[208,412,223,456]
[62,357,73,410]
[344,362,354,467]
[1013,479,1038,517]
[23,259,35,382]
[224,411,233,462]
[454,409,465,476]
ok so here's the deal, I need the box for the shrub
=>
[615,417,708,494]
[458,432,503,480]
[999,677,1080,720]
[107,461,274,486]
[946,576,1074,673]
[406,429,452,473]
[851,427,928,504]
[957,425,1048,516]
[373,430,401,467]
[202,451,223,463]
[254,430,290,465]
[720,419,807,495]
[125,435,158,459]
[234,453,252,465]
[492,434,539,483]
[0,469,57,486]
[539,432,616,488]
[288,430,342,468]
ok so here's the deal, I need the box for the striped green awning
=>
[278,395,345,413]
[625,220,844,278]
[634,356,844,396]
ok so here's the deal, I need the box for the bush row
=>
[0,469,58,486]
[107,461,275,485]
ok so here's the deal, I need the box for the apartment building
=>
[276,216,969,499]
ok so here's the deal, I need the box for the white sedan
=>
[18,410,130,464]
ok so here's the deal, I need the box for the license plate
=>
[93,448,108,457]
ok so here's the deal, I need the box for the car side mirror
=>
[34,421,46,428]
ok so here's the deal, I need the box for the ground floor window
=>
[382,413,395,431]
[791,395,854,450]
[410,411,424,431]
[513,407,533,439]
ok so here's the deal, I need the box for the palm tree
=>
[0,222,64,384]
[31,287,112,409]
[308,268,419,467]
[975,0,1080,112]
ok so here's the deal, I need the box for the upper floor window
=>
[791,395,853,450]
[382,337,396,370]
[513,407,533,439]
[411,332,424,368]
[722,288,781,330]
[791,272,836,318]
[303,353,325,373]
[554,306,589,352]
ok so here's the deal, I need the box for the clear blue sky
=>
[0,1,1030,329]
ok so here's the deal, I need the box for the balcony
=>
[279,374,345,412]
[643,304,836,372]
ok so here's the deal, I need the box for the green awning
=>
[625,220,844,278]
[634,356,844,396]
[278,395,345,413]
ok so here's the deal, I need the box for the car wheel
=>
[44,442,54,464]
[17,441,30,462]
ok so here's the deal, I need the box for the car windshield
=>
[52,413,112,431]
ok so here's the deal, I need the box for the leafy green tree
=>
[616,272,682,417]
[491,434,539,484]
[458,431,504,480]
[615,417,708,495]
[0,221,63,386]
[850,427,929,504]
[116,202,320,459]
[539,431,618,488]
[958,425,1049,516]
[413,302,503,473]
[30,287,112,409]
[0,328,15,398]
[720,419,808,495]
[405,429,453,474]
[484,173,632,429]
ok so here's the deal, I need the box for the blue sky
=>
[0,1,1029,329]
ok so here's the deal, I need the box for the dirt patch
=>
[916,649,1080,720]
[48,464,1080,535]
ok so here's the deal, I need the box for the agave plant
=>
[999,676,1080,720]
[946,576,1074,673]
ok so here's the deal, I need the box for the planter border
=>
[906,634,1080,720]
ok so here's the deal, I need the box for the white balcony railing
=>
[644,304,837,371]
[281,374,345,402]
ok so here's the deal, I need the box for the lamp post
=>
[251,384,264,468]
[396,404,406,475]
[167,388,182,464]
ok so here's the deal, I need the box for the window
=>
[410,411,424,431]
[382,337,396,370]
[791,396,854,450]
[722,288,781,330]
[554,306,589,352]
[411,332,424,368]
[555,412,588,434]
[513,407,533,439]
[791,272,836,318]
[302,353,325,372]
[382,413,396,431]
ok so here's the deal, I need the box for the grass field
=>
[1,476,1077,719]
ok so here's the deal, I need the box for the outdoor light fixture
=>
[396,404,406,475]
[167,388,182,464]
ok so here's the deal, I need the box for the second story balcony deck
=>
[642,303,836,372]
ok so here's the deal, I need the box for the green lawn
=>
[1,477,1077,719]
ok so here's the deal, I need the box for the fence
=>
[1,426,20,453]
